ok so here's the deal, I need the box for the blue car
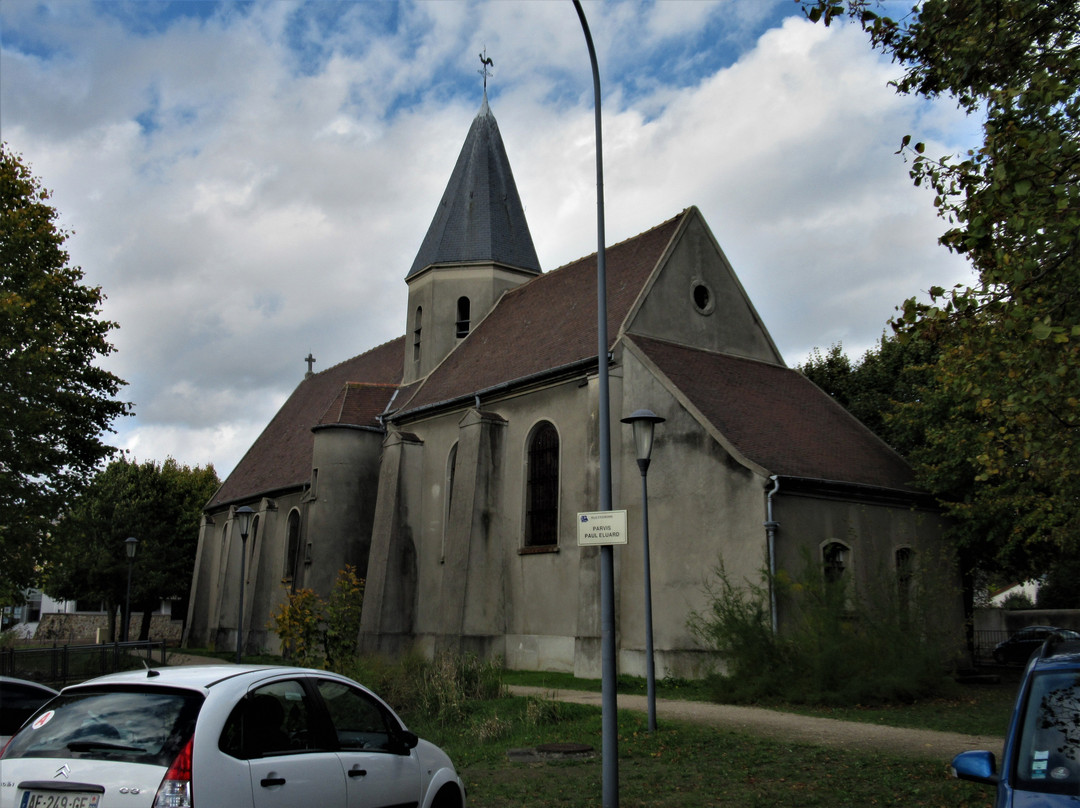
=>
[952,632,1080,805]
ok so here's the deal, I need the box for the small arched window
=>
[896,547,914,612]
[822,541,849,584]
[525,422,559,547]
[412,306,423,362]
[285,510,301,581]
[456,297,471,338]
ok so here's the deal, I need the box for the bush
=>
[688,551,959,706]
[337,650,504,725]
[268,566,365,668]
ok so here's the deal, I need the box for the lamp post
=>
[122,537,138,643]
[233,506,255,664]
[572,2,617,804]
[621,409,665,733]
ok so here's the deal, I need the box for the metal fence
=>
[1,640,168,687]
[972,630,1011,665]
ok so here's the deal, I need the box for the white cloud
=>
[0,0,980,478]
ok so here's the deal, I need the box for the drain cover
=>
[535,742,594,756]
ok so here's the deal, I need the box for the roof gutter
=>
[774,474,937,509]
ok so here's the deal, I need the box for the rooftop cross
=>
[478,49,493,92]
[305,352,316,378]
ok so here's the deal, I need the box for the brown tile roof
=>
[208,337,404,508]
[394,210,686,414]
[631,335,917,491]
[317,382,400,428]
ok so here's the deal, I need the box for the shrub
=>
[688,550,959,706]
[336,650,504,724]
[323,566,365,668]
[268,566,365,668]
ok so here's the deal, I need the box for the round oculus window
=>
[692,281,715,315]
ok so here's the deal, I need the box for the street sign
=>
[577,510,628,546]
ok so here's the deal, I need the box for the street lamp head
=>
[234,505,255,540]
[124,536,138,560]
[621,409,665,463]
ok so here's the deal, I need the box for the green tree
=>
[798,331,939,455]
[805,1,1080,583]
[44,457,219,641]
[0,144,129,605]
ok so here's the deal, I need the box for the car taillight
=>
[153,735,194,808]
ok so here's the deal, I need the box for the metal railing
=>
[1,640,168,687]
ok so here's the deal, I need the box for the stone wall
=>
[34,613,183,642]
[975,608,1080,633]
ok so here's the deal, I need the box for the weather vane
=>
[478,48,494,92]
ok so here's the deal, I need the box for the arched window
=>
[525,422,559,547]
[285,510,301,581]
[248,515,260,583]
[442,443,458,563]
[412,306,423,362]
[896,547,914,612]
[456,297,471,338]
[446,442,458,514]
[822,541,849,584]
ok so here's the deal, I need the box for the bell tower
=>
[403,87,540,384]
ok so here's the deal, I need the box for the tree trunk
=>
[139,600,154,641]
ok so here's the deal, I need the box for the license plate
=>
[19,792,101,808]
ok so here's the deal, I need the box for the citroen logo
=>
[54,765,70,779]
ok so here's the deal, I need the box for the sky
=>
[1,0,980,480]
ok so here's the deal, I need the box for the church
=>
[184,93,958,678]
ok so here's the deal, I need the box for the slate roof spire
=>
[406,92,541,278]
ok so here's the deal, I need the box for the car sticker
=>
[31,710,54,729]
[1051,767,1071,780]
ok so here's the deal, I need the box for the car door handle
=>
[260,777,286,787]
[347,768,368,778]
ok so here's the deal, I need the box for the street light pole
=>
[123,537,138,643]
[233,506,255,664]
[572,2,617,805]
[621,409,665,733]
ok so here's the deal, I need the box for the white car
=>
[0,664,465,808]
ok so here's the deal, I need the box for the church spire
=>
[405,66,540,280]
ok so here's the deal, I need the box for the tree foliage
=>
[798,331,939,456]
[0,144,129,604]
[805,1,1080,585]
[44,456,219,640]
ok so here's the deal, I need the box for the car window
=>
[1014,671,1080,795]
[314,679,396,752]
[0,682,56,736]
[1,688,200,767]
[219,679,322,759]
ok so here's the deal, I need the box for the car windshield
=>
[1,687,202,768]
[1014,670,1080,795]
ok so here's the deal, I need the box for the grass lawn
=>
[173,653,1013,806]
[406,695,997,808]
[499,668,1018,738]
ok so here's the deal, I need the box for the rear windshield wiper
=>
[67,741,146,753]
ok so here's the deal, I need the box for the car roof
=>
[60,664,331,693]
[0,676,59,694]
[1032,638,1080,671]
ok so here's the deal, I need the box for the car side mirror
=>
[390,729,419,754]
[951,750,998,786]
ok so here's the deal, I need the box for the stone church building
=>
[185,95,957,678]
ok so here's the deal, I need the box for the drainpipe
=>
[764,475,780,634]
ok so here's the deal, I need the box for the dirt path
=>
[508,685,1004,760]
